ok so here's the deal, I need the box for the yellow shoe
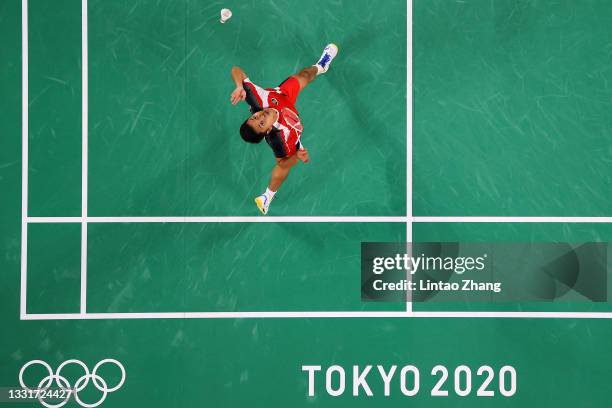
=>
[254,194,270,215]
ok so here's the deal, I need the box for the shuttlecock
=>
[220,8,232,23]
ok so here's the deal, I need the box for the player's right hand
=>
[230,87,246,105]
[297,148,310,163]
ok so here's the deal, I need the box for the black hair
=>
[240,120,265,144]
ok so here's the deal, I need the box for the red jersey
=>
[242,77,304,157]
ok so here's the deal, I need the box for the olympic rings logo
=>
[19,359,126,408]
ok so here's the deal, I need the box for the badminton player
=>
[229,44,339,215]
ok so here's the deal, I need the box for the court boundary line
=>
[80,0,88,315]
[20,0,28,320]
[25,216,612,223]
[19,0,612,321]
[21,311,612,320]
[405,0,413,314]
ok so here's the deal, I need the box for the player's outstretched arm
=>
[230,66,247,105]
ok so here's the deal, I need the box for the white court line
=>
[19,0,611,322]
[20,0,28,320]
[405,0,413,314]
[80,0,88,315]
[25,216,612,223]
[23,311,412,320]
[27,216,410,223]
[414,216,612,223]
[21,311,612,320]
[405,0,413,227]
[412,311,612,319]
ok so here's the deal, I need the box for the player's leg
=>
[293,66,319,90]
[269,155,299,191]
[254,155,299,215]
[290,44,340,91]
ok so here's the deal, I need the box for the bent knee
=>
[276,155,298,168]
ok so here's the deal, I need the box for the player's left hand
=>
[230,87,246,105]
[297,148,310,163]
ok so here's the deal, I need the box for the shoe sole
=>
[254,197,267,215]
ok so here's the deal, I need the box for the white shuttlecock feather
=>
[220,8,232,23]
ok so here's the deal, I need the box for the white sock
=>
[313,64,324,75]
[264,187,276,201]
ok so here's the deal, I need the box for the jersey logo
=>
[281,107,303,133]
[271,97,279,106]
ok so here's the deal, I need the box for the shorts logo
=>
[19,359,126,408]
[271,97,279,105]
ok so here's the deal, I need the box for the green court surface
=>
[1,0,612,407]
[413,0,611,216]
[87,0,407,217]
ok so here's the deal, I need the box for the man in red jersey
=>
[230,44,339,215]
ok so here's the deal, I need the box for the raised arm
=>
[230,66,248,105]
[231,66,247,86]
